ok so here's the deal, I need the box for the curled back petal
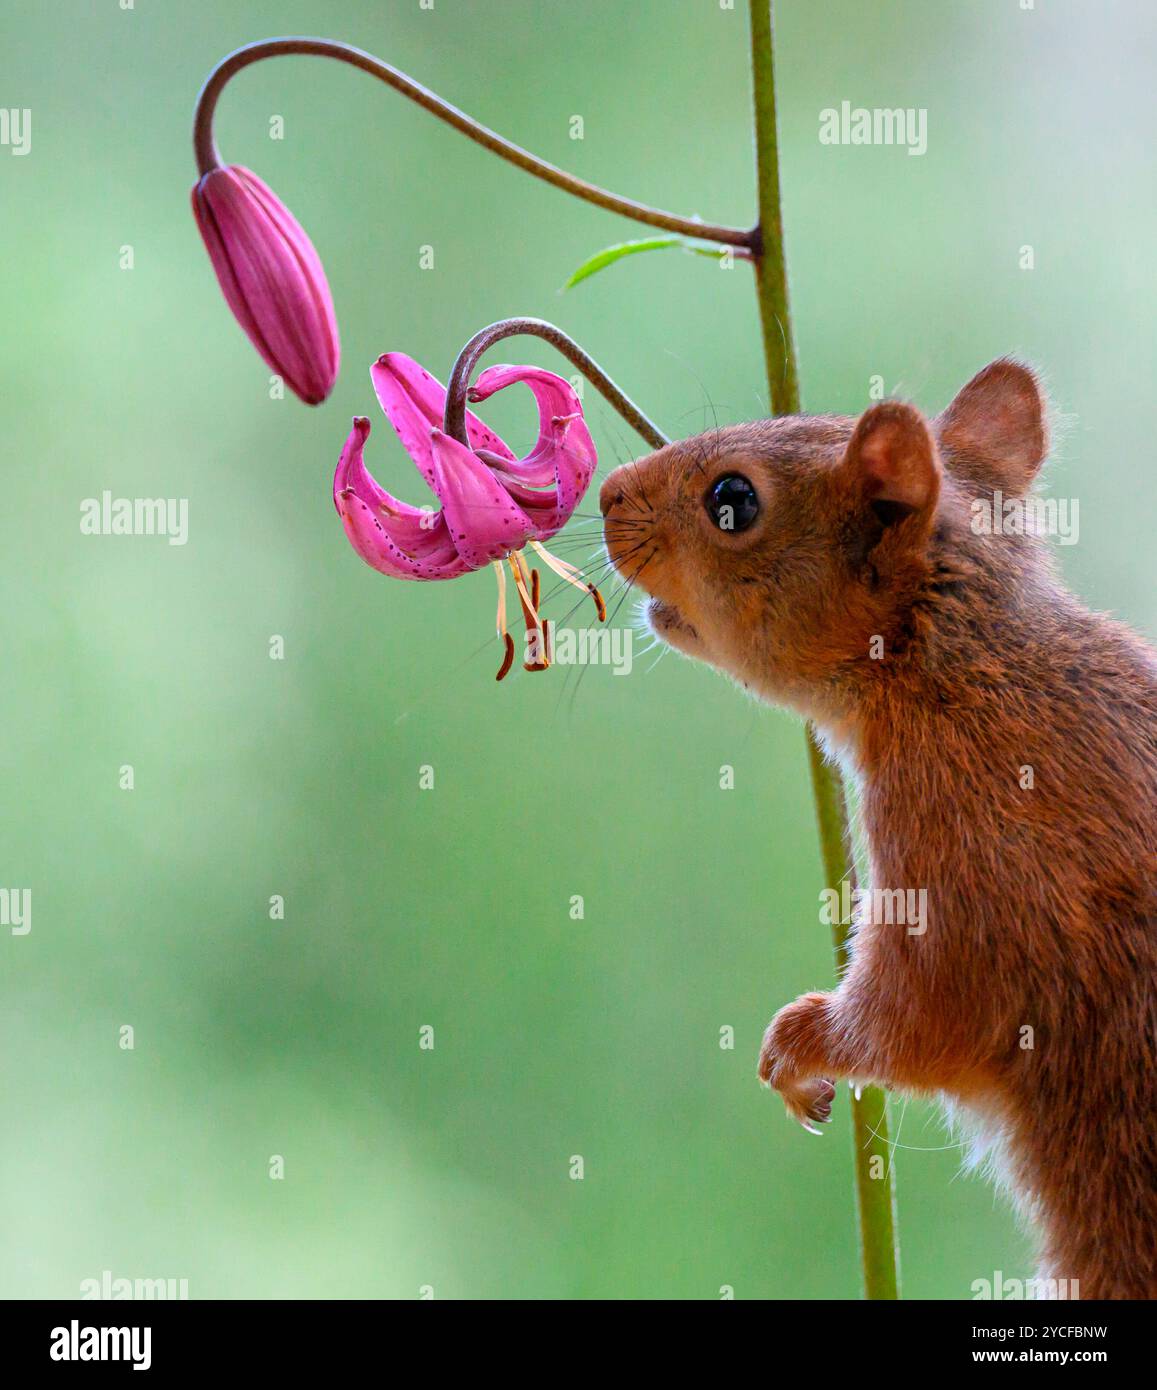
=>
[370,353,515,489]
[468,364,598,535]
[428,429,535,570]
[333,417,467,580]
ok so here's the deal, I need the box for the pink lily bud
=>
[191,165,339,405]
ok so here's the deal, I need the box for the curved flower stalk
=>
[334,352,603,680]
[190,37,751,405]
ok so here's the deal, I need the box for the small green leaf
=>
[562,236,732,290]
[563,237,682,289]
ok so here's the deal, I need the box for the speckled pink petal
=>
[428,429,535,569]
[468,364,598,535]
[370,353,515,489]
[333,418,468,580]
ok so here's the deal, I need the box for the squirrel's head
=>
[600,359,1050,719]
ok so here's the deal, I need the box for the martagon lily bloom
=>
[191,165,339,405]
[334,353,605,679]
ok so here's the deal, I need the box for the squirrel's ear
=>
[843,400,941,525]
[936,358,1047,495]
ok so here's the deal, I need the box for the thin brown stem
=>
[443,318,668,452]
[193,38,754,248]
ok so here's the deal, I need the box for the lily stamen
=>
[508,551,535,626]
[494,559,508,638]
[496,634,516,682]
[507,551,551,673]
[528,540,607,623]
[493,560,517,682]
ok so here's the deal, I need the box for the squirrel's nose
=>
[599,474,625,517]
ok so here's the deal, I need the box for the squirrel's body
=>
[845,582,1157,1297]
[601,360,1157,1296]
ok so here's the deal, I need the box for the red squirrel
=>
[600,360,1157,1298]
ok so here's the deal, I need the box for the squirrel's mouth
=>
[647,597,700,649]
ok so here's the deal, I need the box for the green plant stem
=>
[805,738,901,1300]
[748,4,798,418]
[749,0,900,1300]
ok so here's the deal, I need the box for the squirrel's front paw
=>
[759,992,836,1132]
[781,1077,837,1130]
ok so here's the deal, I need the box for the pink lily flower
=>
[191,165,339,405]
[334,353,604,679]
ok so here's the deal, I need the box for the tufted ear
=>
[843,400,941,528]
[936,358,1048,496]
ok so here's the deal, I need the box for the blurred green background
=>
[1,0,1153,1299]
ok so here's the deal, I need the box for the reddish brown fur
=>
[600,360,1157,1298]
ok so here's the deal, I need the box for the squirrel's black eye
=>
[706,474,760,532]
